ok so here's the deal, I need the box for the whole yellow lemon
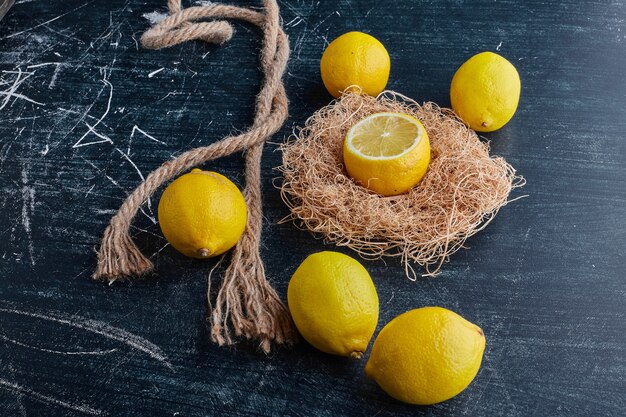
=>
[158,169,247,259]
[365,307,485,405]
[287,251,379,358]
[450,51,521,132]
[320,31,391,98]
[343,112,430,196]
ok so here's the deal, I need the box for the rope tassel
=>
[93,0,297,352]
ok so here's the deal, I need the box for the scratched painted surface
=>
[0,0,625,416]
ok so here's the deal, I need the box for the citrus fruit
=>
[287,251,379,358]
[320,31,390,98]
[365,307,485,405]
[450,51,521,132]
[158,168,247,259]
[343,112,430,196]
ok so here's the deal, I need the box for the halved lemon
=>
[343,112,431,196]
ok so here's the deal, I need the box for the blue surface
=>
[0,1,625,416]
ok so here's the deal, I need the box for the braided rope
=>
[93,0,296,352]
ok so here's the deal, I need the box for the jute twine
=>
[93,0,297,352]
[279,92,525,279]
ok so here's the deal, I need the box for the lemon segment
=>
[343,112,430,196]
[287,251,379,357]
[450,51,521,132]
[320,31,390,98]
[365,307,485,405]
[158,169,247,259]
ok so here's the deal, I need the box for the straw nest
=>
[277,91,524,278]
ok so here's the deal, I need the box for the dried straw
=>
[278,91,525,279]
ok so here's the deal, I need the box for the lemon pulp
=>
[343,112,430,196]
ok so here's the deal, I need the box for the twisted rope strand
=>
[93,0,296,352]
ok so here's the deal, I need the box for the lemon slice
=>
[343,113,431,196]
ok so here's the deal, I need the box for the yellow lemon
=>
[450,51,521,132]
[320,31,390,98]
[158,168,247,259]
[287,251,379,358]
[343,112,430,196]
[365,307,485,405]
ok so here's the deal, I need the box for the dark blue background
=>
[0,1,624,416]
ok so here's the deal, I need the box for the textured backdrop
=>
[0,1,625,416]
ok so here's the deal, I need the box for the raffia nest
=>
[277,91,525,278]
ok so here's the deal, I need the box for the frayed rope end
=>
[208,245,298,354]
[92,223,154,282]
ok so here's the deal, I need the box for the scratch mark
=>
[386,291,395,304]
[130,32,139,50]
[21,167,35,266]
[85,184,96,197]
[48,64,62,89]
[26,62,60,69]
[115,148,155,216]
[0,305,174,370]
[73,77,114,148]
[1,335,118,356]
[95,209,117,215]
[497,40,503,51]
[131,125,166,146]
[148,67,165,78]
[0,68,45,110]
[6,365,26,417]
[0,379,104,416]
[4,1,96,39]
[150,242,170,258]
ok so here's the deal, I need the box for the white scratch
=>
[496,41,503,51]
[95,209,117,215]
[115,148,154,214]
[21,167,35,266]
[4,1,96,39]
[85,184,96,197]
[73,77,114,148]
[0,306,174,370]
[40,144,50,156]
[0,379,104,416]
[131,125,166,145]
[1,335,118,356]
[115,148,145,182]
[148,67,165,78]
[0,68,45,110]
[104,175,121,188]
[48,64,62,89]
[26,62,60,69]
[0,91,45,107]
[150,242,170,258]
[73,137,112,148]
[130,32,139,51]
[84,122,113,142]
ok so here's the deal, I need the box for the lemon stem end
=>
[350,351,364,360]
[198,248,211,258]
